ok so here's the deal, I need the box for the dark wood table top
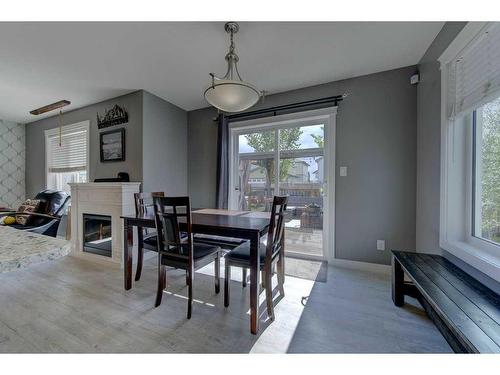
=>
[121,208,270,233]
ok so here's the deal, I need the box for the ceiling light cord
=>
[58,110,63,146]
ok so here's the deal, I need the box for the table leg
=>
[135,227,144,281]
[249,231,261,335]
[392,256,404,307]
[124,219,133,290]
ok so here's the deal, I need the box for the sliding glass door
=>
[230,118,328,260]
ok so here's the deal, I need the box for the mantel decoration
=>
[100,128,125,162]
[204,22,265,113]
[97,105,128,129]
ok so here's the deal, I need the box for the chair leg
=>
[277,258,285,297]
[185,271,189,286]
[135,246,144,281]
[155,264,166,307]
[215,253,220,294]
[224,263,231,307]
[135,232,144,281]
[265,269,275,321]
[242,268,247,288]
[261,270,266,289]
[187,267,193,319]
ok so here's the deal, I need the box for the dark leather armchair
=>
[0,190,71,237]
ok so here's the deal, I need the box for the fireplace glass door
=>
[83,214,112,257]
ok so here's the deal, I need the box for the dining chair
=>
[133,192,164,281]
[223,195,288,321]
[135,191,245,283]
[153,196,222,319]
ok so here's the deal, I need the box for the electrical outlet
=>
[377,240,385,251]
[340,166,347,177]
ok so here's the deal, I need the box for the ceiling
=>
[0,22,444,123]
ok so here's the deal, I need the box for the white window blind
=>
[447,22,500,119]
[47,129,88,173]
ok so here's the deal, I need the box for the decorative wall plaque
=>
[97,105,128,129]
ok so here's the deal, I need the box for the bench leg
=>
[392,257,404,307]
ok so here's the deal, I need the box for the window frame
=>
[44,120,90,191]
[439,22,500,282]
[470,106,500,248]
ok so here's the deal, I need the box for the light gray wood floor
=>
[0,253,451,353]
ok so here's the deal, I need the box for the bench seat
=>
[392,250,500,353]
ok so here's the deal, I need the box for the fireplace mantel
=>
[69,182,140,265]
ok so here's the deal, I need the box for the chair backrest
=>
[265,196,288,262]
[30,189,71,227]
[134,192,164,216]
[34,189,70,216]
[153,196,193,263]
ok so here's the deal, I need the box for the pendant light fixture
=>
[204,22,264,113]
[30,100,71,146]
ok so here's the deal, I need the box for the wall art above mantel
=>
[97,104,128,129]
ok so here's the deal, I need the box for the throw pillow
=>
[3,216,16,225]
[16,199,41,226]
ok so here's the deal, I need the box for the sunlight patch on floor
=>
[194,258,316,353]
[162,290,216,307]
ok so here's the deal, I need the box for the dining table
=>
[121,208,279,335]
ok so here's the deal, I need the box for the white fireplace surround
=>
[69,182,140,265]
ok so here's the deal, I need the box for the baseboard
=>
[330,258,391,274]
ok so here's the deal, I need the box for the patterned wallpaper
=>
[0,120,25,208]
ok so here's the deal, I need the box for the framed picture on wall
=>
[100,128,125,162]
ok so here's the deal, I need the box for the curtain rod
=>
[213,94,347,122]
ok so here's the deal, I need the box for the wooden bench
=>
[392,251,500,353]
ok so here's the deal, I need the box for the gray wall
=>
[0,120,25,208]
[25,91,143,198]
[142,91,188,194]
[188,65,418,265]
[415,22,467,253]
[187,106,219,208]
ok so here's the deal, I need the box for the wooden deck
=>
[285,227,323,257]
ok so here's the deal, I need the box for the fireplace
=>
[83,214,112,257]
[69,182,140,264]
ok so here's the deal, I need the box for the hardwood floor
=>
[288,264,453,353]
[0,253,451,353]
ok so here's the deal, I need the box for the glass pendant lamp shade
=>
[204,79,260,113]
[204,22,263,113]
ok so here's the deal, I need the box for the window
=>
[439,22,500,281]
[472,96,500,246]
[45,122,89,193]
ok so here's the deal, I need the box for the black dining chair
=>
[135,192,243,283]
[133,192,165,281]
[224,195,287,321]
[153,196,222,319]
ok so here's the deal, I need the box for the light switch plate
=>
[340,166,347,177]
[377,240,385,251]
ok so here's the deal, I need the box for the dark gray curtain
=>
[216,114,229,209]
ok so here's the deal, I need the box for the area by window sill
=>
[441,239,500,283]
